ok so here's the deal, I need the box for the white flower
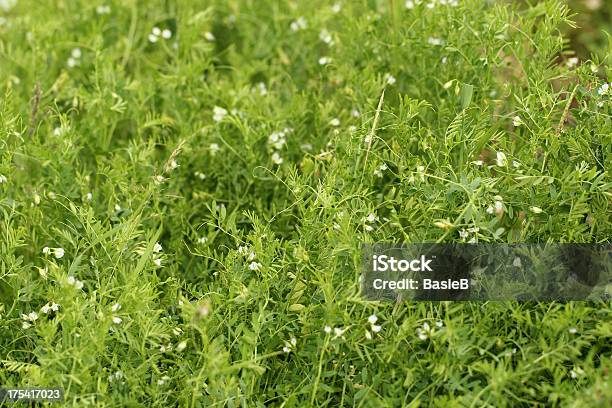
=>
[494,200,503,213]
[371,324,381,333]
[486,206,494,214]
[71,48,82,59]
[530,206,543,214]
[290,337,297,346]
[204,31,215,41]
[176,340,187,352]
[324,325,332,334]
[148,33,159,43]
[331,3,342,13]
[597,83,610,96]
[385,74,396,85]
[212,106,228,122]
[41,303,54,314]
[86,192,93,201]
[162,29,172,39]
[54,248,65,259]
[153,242,163,253]
[405,0,415,9]
[435,321,444,328]
[333,327,345,337]
[198,236,208,244]
[153,258,162,267]
[512,115,523,127]
[75,280,84,290]
[67,57,78,68]
[459,229,469,239]
[282,346,291,353]
[513,257,522,268]
[365,330,372,340]
[22,321,32,329]
[366,213,377,223]
[319,29,333,45]
[112,316,122,324]
[67,276,76,285]
[42,246,51,255]
[248,261,262,271]
[0,174,7,184]
[96,5,111,14]
[496,151,507,166]
[152,27,161,36]
[318,56,332,65]
[271,152,283,165]
[209,143,220,154]
[351,109,361,118]
[566,57,579,68]
[568,327,577,334]
[368,314,378,324]
[329,118,340,127]
[290,17,307,32]
[473,160,483,166]
[28,311,39,321]
[570,370,578,379]
[428,37,443,46]
[111,303,121,312]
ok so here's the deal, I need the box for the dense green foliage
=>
[0,0,610,406]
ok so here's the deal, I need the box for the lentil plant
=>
[0,0,610,406]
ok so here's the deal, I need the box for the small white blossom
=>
[329,118,340,127]
[513,257,522,268]
[530,206,543,214]
[385,74,396,85]
[324,325,332,334]
[111,303,121,312]
[496,151,507,166]
[290,17,307,32]
[43,246,51,255]
[96,5,111,14]
[365,330,372,340]
[319,29,333,45]
[212,106,228,122]
[459,229,469,239]
[271,152,283,165]
[0,174,7,184]
[248,261,262,271]
[597,83,610,96]
[148,34,159,43]
[318,56,332,65]
[512,115,523,127]
[71,48,82,59]
[198,236,208,244]
[86,192,93,201]
[153,242,163,253]
[54,248,65,259]
[568,327,578,334]
[428,37,443,46]
[209,143,220,154]
[371,324,381,333]
[368,314,378,325]
[153,258,162,267]
[112,316,122,324]
[204,31,215,41]
[333,327,345,338]
[161,29,172,39]
[331,3,342,13]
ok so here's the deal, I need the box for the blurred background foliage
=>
[566,0,612,59]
